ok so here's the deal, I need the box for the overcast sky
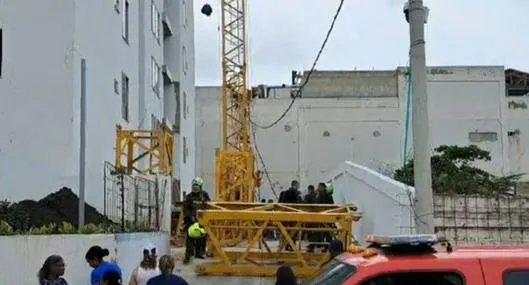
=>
[194,0,529,86]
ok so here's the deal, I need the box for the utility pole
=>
[404,0,435,233]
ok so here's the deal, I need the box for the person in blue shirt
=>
[85,245,123,285]
[146,255,189,285]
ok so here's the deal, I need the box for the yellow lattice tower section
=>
[216,0,261,202]
[114,124,174,176]
[197,202,360,277]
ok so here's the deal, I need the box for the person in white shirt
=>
[129,243,161,285]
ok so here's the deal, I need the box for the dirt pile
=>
[0,187,109,231]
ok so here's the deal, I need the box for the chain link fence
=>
[103,161,165,231]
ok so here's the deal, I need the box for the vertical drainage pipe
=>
[79,58,87,228]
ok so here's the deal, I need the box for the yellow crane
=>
[193,0,360,278]
[214,0,261,203]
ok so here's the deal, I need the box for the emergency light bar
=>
[366,234,438,246]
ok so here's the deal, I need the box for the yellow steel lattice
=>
[196,202,361,277]
[114,124,174,176]
[216,0,261,203]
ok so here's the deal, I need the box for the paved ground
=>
[171,247,276,285]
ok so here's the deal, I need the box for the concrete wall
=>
[328,161,529,245]
[0,232,170,285]
[0,0,196,210]
[506,96,529,179]
[196,66,526,199]
[434,194,529,245]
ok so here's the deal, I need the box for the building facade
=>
[0,0,196,210]
[196,66,529,199]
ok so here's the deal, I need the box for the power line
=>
[252,123,278,200]
[251,0,345,130]
[252,0,346,199]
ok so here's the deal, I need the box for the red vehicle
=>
[302,234,529,285]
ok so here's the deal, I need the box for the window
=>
[182,46,188,74]
[182,0,188,29]
[151,1,160,41]
[151,57,160,95]
[301,259,356,285]
[0,29,3,77]
[468,131,498,143]
[121,73,129,121]
[113,78,119,94]
[504,271,529,285]
[183,136,188,164]
[121,0,129,43]
[359,272,464,285]
[183,91,187,119]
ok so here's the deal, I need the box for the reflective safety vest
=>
[188,222,206,238]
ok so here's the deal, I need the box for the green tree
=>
[394,145,523,196]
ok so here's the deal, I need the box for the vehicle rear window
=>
[504,271,529,285]
[301,259,356,285]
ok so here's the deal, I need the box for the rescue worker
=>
[303,185,317,204]
[278,180,302,251]
[183,177,210,264]
[316,182,335,251]
[316,182,334,204]
[304,184,318,252]
[279,180,302,204]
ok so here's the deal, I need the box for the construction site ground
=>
[170,247,276,285]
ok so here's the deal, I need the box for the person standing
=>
[85,246,122,285]
[304,185,317,204]
[101,271,122,285]
[316,183,335,251]
[146,255,189,285]
[129,243,161,285]
[37,255,68,285]
[275,264,297,285]
[279,180,302,203]
[304,184,318,252]
[183,177,210,264]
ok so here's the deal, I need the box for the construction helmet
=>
[326,183,334,194]
[192,177,204,187]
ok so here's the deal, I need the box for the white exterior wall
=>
[0,0,195,209]
[0,232,169,285]
[176,0,197,197]
[196,66,525,199]
[506,96,529,178]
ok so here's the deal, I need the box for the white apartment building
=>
[0,0,196,210]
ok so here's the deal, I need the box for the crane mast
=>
[215,0,259,202]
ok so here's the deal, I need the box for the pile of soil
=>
[0,187,109,230]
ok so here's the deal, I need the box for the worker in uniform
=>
[278,180,302,251]
[316,182,335,251]
[303,185,318,252]
[279,180,302,203]
[303,185,317,204]
[183,177,210,264]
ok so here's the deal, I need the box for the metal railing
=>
[103,161,165,231]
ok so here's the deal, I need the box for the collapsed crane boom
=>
[215,0,260,202]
